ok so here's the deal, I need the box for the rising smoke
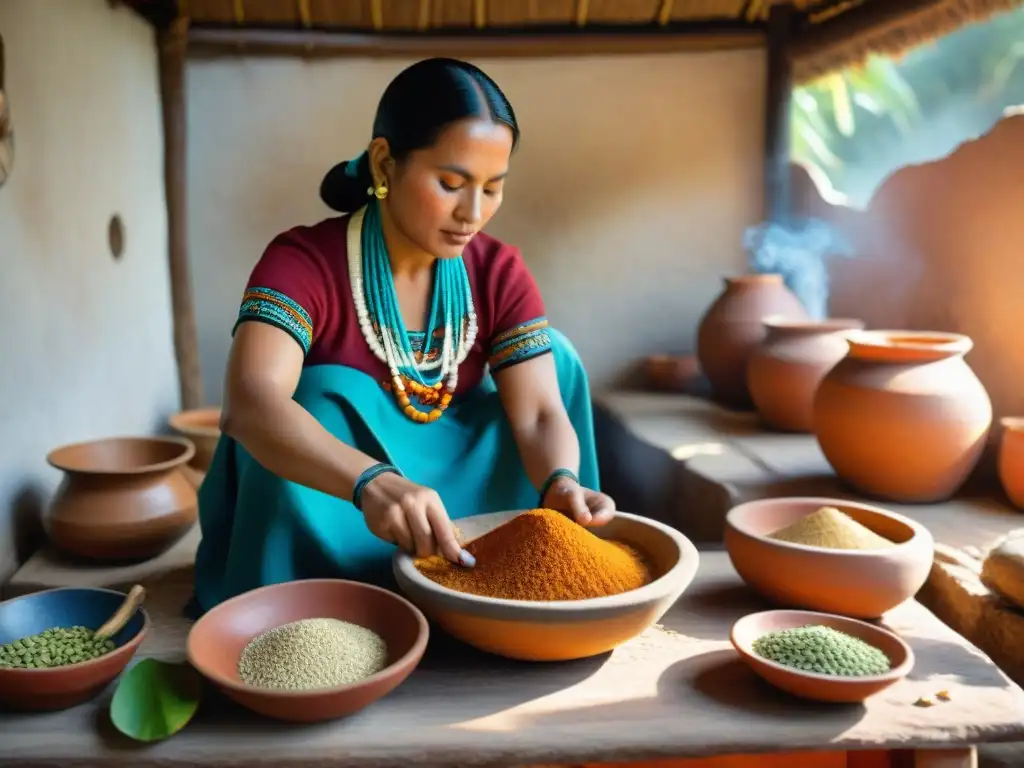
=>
[742,217,854,320]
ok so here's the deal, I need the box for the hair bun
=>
[320,154,371,213]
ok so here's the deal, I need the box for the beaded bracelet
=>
[538,468,579,507]
[352,462,403,511]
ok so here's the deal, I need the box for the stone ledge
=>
[595,391,1024,552]
[921,543,1024,688]
[596,391,1024,768]
[3,524,200,600]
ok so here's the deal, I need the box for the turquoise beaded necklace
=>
[361,198,471,386]
[350,200,477,422]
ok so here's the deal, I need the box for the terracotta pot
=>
[813,331,992,503]
[696,274,809,407]
[747,317,865,433]
[998,417,1024,510]
[644,354,701,392]
[168,407,221,473]
[46,436,199,561]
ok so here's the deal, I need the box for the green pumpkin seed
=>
[0,626,118,669]
[752,625,892,677]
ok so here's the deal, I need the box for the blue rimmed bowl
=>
[0,587,150,711]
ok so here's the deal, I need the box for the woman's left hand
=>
[541,476,616,527]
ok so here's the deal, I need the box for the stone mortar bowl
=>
[724,496,934,620]
[393,509,700,662]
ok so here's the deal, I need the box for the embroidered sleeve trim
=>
[488,317,552,373]
[234,287,314,355]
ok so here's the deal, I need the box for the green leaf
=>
[109,658,204,743]
[824,73,855,137]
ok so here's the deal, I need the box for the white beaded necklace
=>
[347,206,478,400]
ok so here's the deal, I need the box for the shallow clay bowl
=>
[187,579,428,723]
[724,497,933,619]
[731,609,915,703]
[0,587,150,711]
[393,509,700,662]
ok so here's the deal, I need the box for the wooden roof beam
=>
[185,24,765,59]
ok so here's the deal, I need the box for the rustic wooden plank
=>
[2,552,1022,766]
[159,17,204,411]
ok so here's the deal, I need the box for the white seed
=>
[238,618,388,691]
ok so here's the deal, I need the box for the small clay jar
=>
[747,317,865,433]
[998,417,1024,510]
[696,274,808,408]
[168,407,221,473]
[813,331,992,504]
[644,354,701,392]
[46,436,198,562]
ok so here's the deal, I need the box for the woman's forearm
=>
[222,395,380,501]
[510,408,581,493]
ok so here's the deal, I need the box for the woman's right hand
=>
[360,471,475,566]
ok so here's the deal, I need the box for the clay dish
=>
[724,497,933,620]
[731,609,914,703]
[187,579,428,723]
[393,510,700,661]
[0,587,150,711]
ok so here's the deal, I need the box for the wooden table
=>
[2,552,1022,767]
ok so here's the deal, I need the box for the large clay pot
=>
[747,317,865,433]
[813,331,992,503]
[696,274,809,407]
[46,436,198,561]
[998,417,1024,510]
[168,407,221,474]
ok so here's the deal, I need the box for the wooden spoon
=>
[95,585,146,641]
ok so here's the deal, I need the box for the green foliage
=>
[790,6,1024,195]
[109,659,204,743]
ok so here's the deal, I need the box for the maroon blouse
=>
[234,214,553,396]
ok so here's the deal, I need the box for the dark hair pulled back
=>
[320,57,519,213]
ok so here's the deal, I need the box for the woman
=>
[193,57,615,614]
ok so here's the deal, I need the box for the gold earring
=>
[367,180,388,200]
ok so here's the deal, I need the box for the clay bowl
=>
[393,509,700,662]
[724,497,933,620]
[731,609,914,703]
[644,354,701,392]
[168,407,222,474]
[0,587,150,711]
[46,435,198,562]
[187,579,428,723]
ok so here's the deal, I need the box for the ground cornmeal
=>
[767,506,896,550]
[237,618,388,691]
[414,508,651,601]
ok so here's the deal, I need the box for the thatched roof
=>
[123,0,1024,83]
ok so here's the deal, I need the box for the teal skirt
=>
[192,329,600,613]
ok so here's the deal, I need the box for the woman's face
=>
[383,118,514,259]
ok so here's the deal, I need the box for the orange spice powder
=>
[415,508,651,601]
